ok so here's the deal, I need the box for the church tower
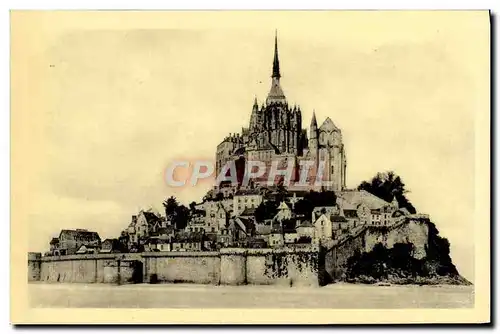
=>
[309,111,318,156]
[266,31,286,105]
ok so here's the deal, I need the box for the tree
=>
[255,201,279,222]
[163,196,179,217]
[189,201,196,212]
[425,221,458,276]
[357,171,416,214]
[293,190,337,218]
[294,197,314,217]
[162,196,191,230]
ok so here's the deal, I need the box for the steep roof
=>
[278,202,290,210]
[297,221,314,228]
[330,215,348,222]
[319,117,340,132]
[141,211,161,224]
[172,231,204,243]
[59,229,101,242]
[240,207,256,216]
[338,190,390,210]
[343,209,359,218]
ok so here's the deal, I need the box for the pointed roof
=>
[311,111,317,128]
[338,190,391,210]
[319,117,340,132]
[272,30,281,79]
[278,201,290,210]
[266,31,286,104]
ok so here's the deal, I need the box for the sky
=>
[12,11,489,282]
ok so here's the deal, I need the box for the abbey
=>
[215,33,347,192]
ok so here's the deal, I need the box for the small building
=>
[247,237,268,249]
[239,207,257,219]
[49,237,60,255]
[343,209,360,229]
[296,221,315,240]
[268,228,284,248]
[255,220,272,235]
[186,213,206,233]
[331,215,349,239]
[203,233,218,251]
[205,202,229,233]
[56,229,101,255]
[171,232,204,252]
[127,210,163,247]
[314,214,333,240]
[312,206,339,222]
[146,238,172,252]
[284,231,298,244]
[233,190,263,216]
[273,202,292,222]
[337,190,398,226]
[100,238,122,253]
[75,244,99,254]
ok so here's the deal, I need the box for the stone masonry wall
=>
[364,219,429,259]
[31,247,320,287]
[143,251,221,284]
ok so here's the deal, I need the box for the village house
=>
[127,210,163,248]
[49,237,59,255]
[273,202,292,223]
[342,208,361,229]
[144,225,175,252]
[314,214,333,240]
[233,190,263,216]
[185,212,206,233]
[238,207,257,220]
[171,232,204,252]
[216,216,255,247]
[203,233,218,251]
[336,190,399,226]
[75,244,100,254]
[268,227,284,248]
[331,215,349,239]
[247,236,268,249]
[100,238,123,253]
[296,221,315,240]
[312,206,339,223]
[145,238,172,252]
[52,229,101,256]
[284,230,298,244]
[204,202,229,233]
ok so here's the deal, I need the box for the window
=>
[211,227,215,232]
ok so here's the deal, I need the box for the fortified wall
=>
[29,246,321,287]
[322,218,430,282]
[28,220,429,287]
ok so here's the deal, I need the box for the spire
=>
[253,96,258,109]
[311,110,317,128]
[266,31,286,104]
[272,30,281,79]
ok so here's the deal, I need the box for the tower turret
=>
[309,111,318,150]
[250,96,259,130]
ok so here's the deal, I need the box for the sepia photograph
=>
[10,10,490,324]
